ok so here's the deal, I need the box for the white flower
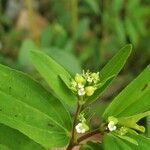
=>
[87,76,93,83]
[75,123,89,134]
[78,83,84,89]
[78,88,85,96]
[108,121,117,131]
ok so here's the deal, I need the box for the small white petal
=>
[108,121,117,131]
[87,77,93,83]
[78,88,85,96]
[75,123,88,134]
[78,83,84,89]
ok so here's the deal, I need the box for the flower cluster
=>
[75,113,89,134]
[107,117,129,136]
[70,70,100,97]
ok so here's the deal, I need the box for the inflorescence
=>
[70,70,100,97]
[71,70,100,134]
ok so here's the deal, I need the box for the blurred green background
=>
[0,0,150,135]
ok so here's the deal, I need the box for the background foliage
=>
[0,0,150,149]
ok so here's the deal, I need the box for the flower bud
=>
[75,74,85,84]
[85,86,95,96]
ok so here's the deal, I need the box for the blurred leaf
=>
[125,18,138,45]
[84,0,100,14]
[103,65,150,119]
[41,24,67,48]
[0,64,71,148]
[41,25,53,48]
[112,0,123,14]
[75,18,90,41]
[0,124,44,150]
[114,18,126,44]
[44,47,82,75]
[133,17,147,36]
[0,145,10,150]
[18,39,37,67]
[31,50,77,106]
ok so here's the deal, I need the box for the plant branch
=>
[67,100,82,150]
[77,128,101,144]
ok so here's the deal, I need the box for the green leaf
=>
[44,47,82,75]
[127,134,150,150]
[30,50,77,106]
[84,0,100,14]
[18,39,37,67]
[114,18,126,43]
[147,116,150,137]
[113,133,138,145]
[103,65,150,119]
[103,133,132,150]
[112,0,124,14]
[41,26,53,47]
[88,44,132,103]
[125,18,138,45]
[0,64,71,148]
[103,133,150,150]
[0,145,10,150]
[117,111,150,132]
[0,124,44,150]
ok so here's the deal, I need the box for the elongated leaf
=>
[103,133,132,150]
[88,44,132,103]
[128,134,150,150]
[18,39,37,67]
[125,18,138,45]
[30,50,76,106]
[84,0,100,14]
[44,47,82,75]
[100,45,132,81]
[103,133,150,150]
[103,65,150,119]
[0,64,71,148]
[0,124,44,150]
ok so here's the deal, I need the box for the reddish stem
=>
[77,129,101,144]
